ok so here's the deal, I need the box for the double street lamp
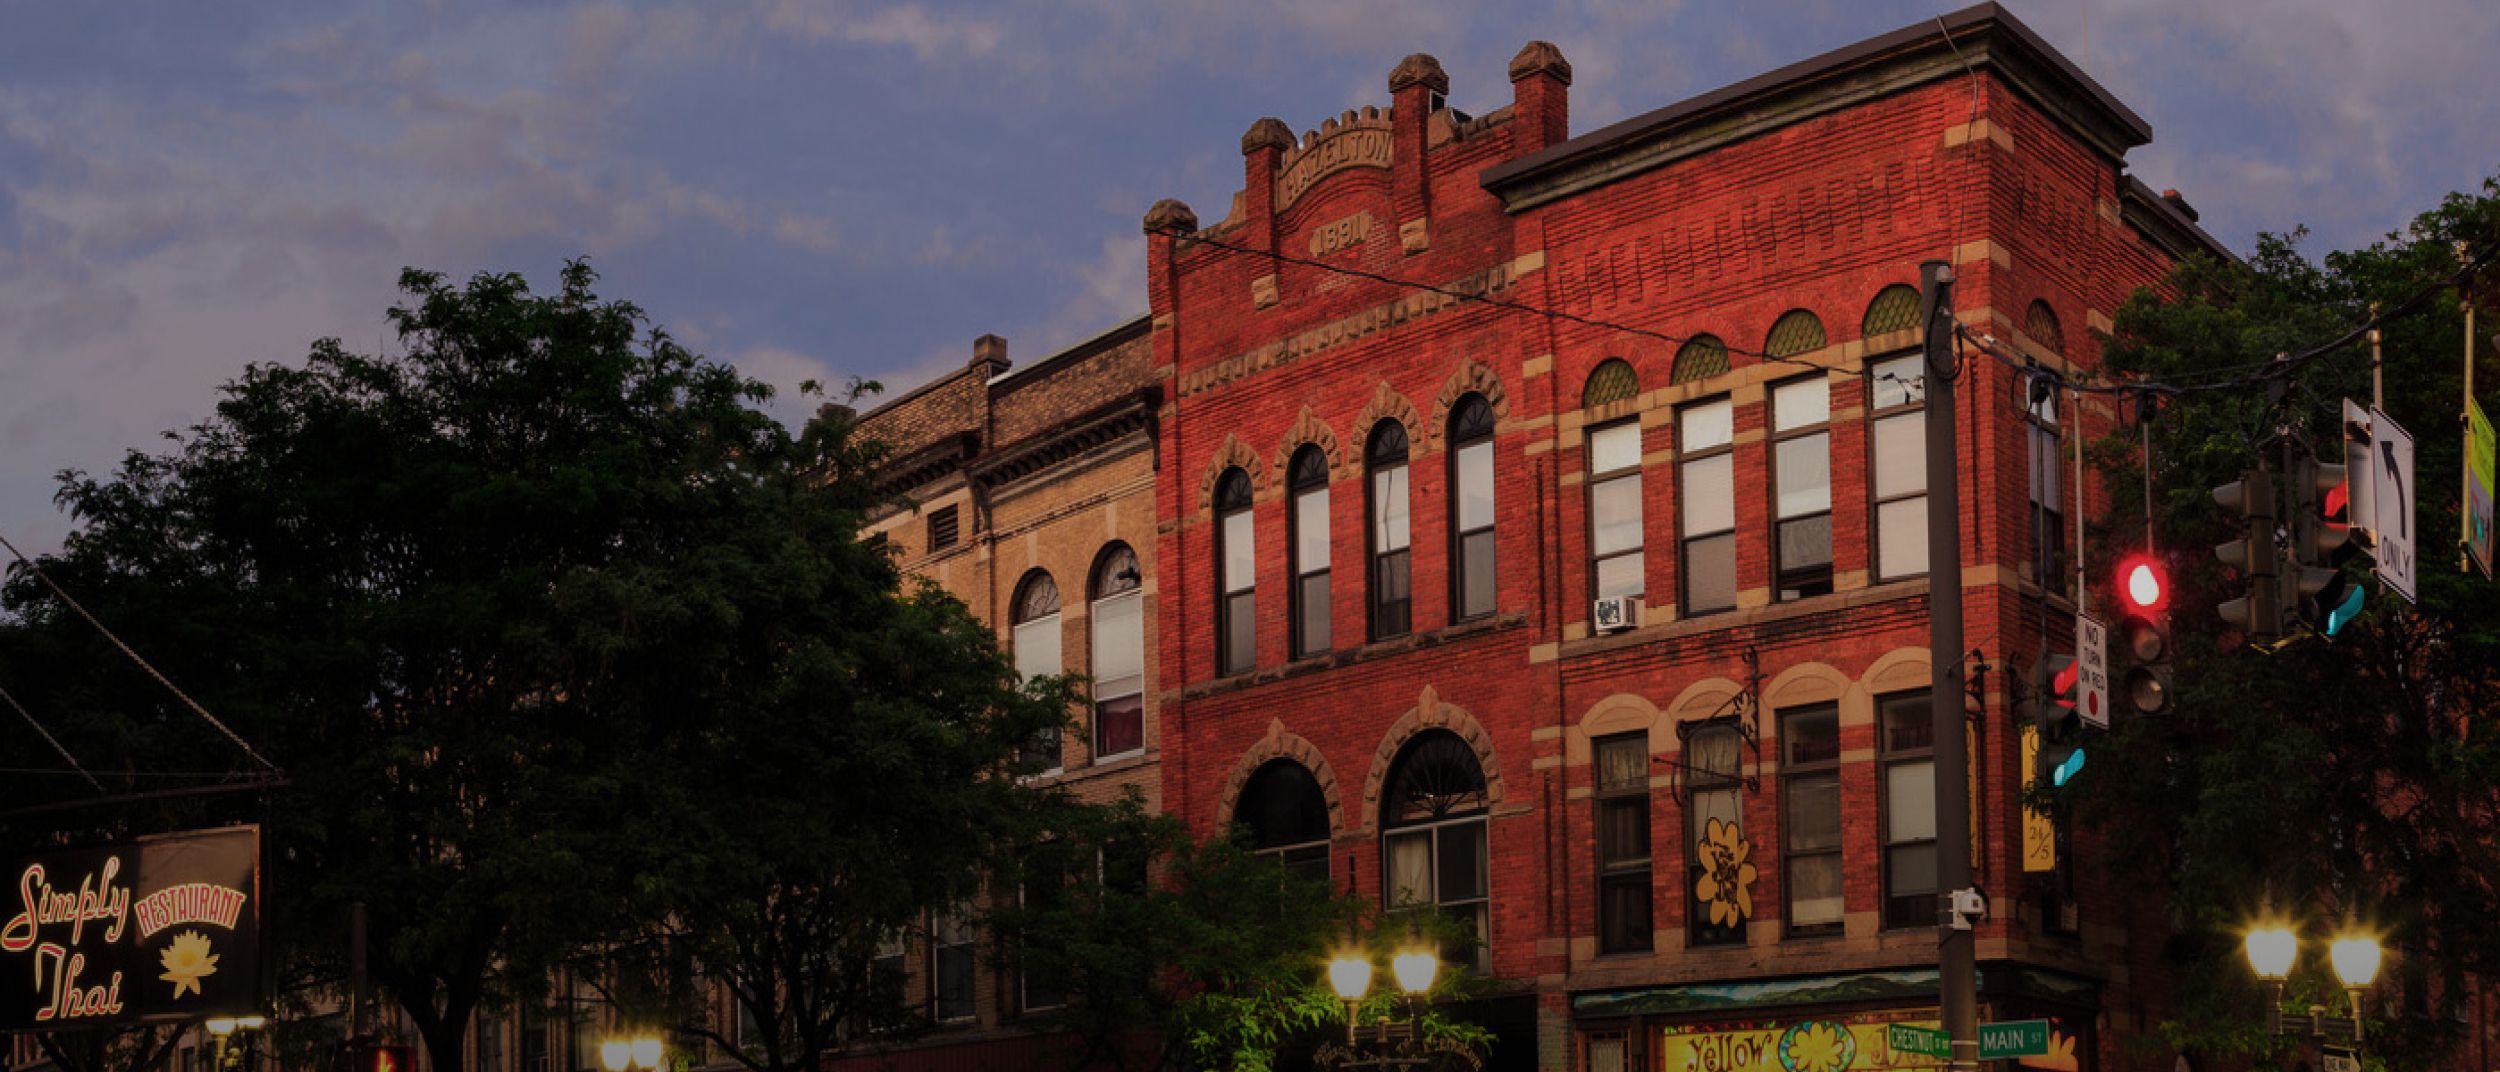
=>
[598,1034,666,1072]
[204,1016,267,1072]
[2243,922,2384,1045]
[1320,943,1440,1069]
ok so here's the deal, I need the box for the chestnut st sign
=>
[0,826,262,1031]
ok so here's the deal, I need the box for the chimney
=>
[1387,53,1448,254]
[1241,117,1293,255]
[2159,188,2201,222]
[1507,41,1572,154]
[972,334,1009,375]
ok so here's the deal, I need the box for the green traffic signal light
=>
[2323,584,2367,636]
[2051,746,2086,788]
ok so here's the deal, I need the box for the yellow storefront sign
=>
[1659,1013,1943,1072]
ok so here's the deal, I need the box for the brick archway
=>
[1350,382,1423,461]
[1271,406,1347,484]
[1196,433,1270,517]
[1359,685,1503,833]
[1424,361,1508,455]
[1215,720,1347,837]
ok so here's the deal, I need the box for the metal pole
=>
[2460,242,2476,574]
[1920,261,1980,1072]
[351,901,370,1041]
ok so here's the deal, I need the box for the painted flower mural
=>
[1778,1021,1859,1072]
[2017,1029,2079,1072]
[1694,816,1758,926]
[158,931,219,998]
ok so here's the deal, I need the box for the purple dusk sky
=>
[4,1,2495,557]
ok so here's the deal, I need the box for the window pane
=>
[1873,414,1926,498]
[1223,510,1255,591]
[1595,553,1643,601]
[1890,841,1938,894]
[1296,487,1329,569]
[1789,853,1844,927]
[1013,616,1061,681]
[1297,572,1329,653]
[2031,426,2063,505]
[1680,400,1732,451]
[1596,736,1649,791]
[1783,709,1838,765]
[1876,498,1928,579]
[1775,434,1830,517]
[1682,454,1733,535]
[1224,592,1255,671]
[1599,799,1649,867]
[1772,378,1828,431]
[1437,823,1488,902]
[1457,442,1494,530]
[1786,773,1841,851]
[1374,466,1410,550]
[1601,876,1653,953]
[1689,786,1739,841]
[1374,549,1411,636]
[1094,693,1143,756]
[1388,832,1432,907]
[1779,515,1833,573]
[1886,760,1936,842]
[1883,699,1934,751]
[1591,475,1643,555]
[1460,531,1496,617]
[1091,591,1142,687]
[1684,533,1735,613]
[1872,356,1925,408]
[1590,422,1642,474]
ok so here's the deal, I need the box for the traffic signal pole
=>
[1919,261,1981,1072]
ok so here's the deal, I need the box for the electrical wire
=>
[0,678,102,792]
[0,530,280,773]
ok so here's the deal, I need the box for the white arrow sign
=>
[2371,405,2417,603]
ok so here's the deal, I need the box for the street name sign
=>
[1889,1023,1951,1060]
[2075,614,2109,729]
[2371,405,2418,603]
[1977,1020,2051,1060]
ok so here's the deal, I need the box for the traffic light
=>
[2212,465,2281,642]
[2287,454,2367,637]
[2113,554,2171,716]
[343,1044,412,1072]
[2032,654,2085,788]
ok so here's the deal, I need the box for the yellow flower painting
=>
[1778,1020,1858,1072]
[1693,817,1759,926]
[159,930,220,999]
[2017,1030,2079,1072]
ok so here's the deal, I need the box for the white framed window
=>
[1870,354,1929,581]
[1770,377,1833,599]
[1588,420,1644,602]
[1089,544,1144,761]
[1678,399,1735,614]
[1288,446,1331,657]
[1011,570,1063,775]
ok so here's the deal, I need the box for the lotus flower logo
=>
[158,930,220,998]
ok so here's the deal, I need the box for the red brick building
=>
[1145,5,2227,1070]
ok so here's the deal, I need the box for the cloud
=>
[762,1,1003,61]
[773,212,842,253]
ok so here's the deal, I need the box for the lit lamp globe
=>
[1327,953,1374,1002]
[236,1017,266,1030]
[206,1019,240,1038]
[1390,949,1438,995]
[600,1041,632,1072]
[2243,925,2297,981]
[2330,935,2384,990]
[631,1037,664,1070]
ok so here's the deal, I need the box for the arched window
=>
[1288,445,1332,658]
[1765,310,1827,358]
[1235,759,1332,884]
[1367,421,1412,640]
[1382,729,1490,969]
[1011,570,1063,774]
[1582,358,1639,408]
[2025,300,2064,354]
[1216,469,1255,675]
[1862,285,1922,339]
[1684,722,1746,947]
[1089,544,1144,760]
[1671,335,1729,384]
[1447,394,1497,621]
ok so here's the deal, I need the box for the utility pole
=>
[1920,261,1980,1072]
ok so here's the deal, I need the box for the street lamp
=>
[600,1034,666,1072]
[1318,943,1441,1069]
[2240,919,2383,1047]
[206,1015,268,1072]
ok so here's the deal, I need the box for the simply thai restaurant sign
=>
[0,826,262,1031]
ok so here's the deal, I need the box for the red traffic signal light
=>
[2118,554,2166,613]
[355,1044,413,1072]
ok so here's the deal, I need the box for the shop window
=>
[1594,733,1652,953]
[1780,705,1842,934]
[1367,421,1412,640]
[1684,723,1746,947]
[1089,544,1144,760]
[1288,445,1331,658]
[1234,758,1333,886]
[1678,399,1736,615]
[1869,355,1928,580]
[1215,468,1255,674]
[1447,395,1497,621]
[1880,691,1938,929]
[1011,569,1063,775]
[1588,420,1644,602]
[1770,376,1833,599]
[1382,730,1490,971]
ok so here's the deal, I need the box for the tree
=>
[2074,176,2500,1066]
[0,261,1060,1072]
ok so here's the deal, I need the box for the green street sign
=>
[1888,1023,1951,1060]
[1977,1020,2051,1060]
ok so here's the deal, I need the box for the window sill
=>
[1184,611,1530,700]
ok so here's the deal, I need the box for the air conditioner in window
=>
[1592,595,1642,633]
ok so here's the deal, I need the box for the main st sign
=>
[0,826,263,1031]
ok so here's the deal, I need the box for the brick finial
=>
[971,334,1008,372]
[1387,53,1448,96]
[1142,198,1199,236]
[1508,40,1573,85]
[1241,116,1294,155]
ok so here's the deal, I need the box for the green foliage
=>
[2075,176,2500,1066]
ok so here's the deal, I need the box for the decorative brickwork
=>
[1357,685,1504,833]
[1424,360,1509,453]
[1195,434,1268,515]
[1215,720,1348,837]
[1270,407,1345,484]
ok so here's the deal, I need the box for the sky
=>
[4,0,2496,556]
